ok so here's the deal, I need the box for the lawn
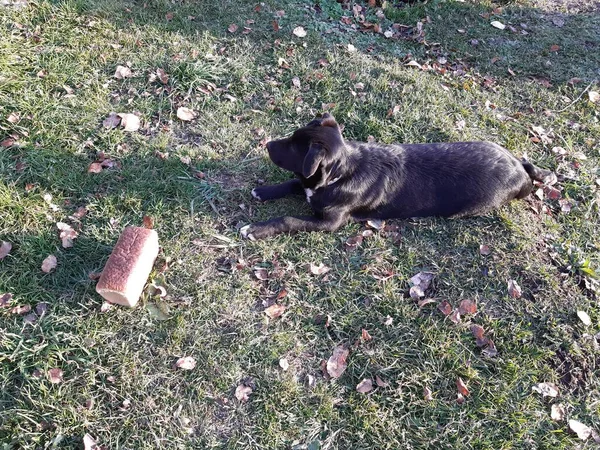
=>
[0,0,599,448]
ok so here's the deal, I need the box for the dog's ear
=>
[321,113,338,128]
[302,142,326,178]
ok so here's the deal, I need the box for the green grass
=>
[1,0,599,448]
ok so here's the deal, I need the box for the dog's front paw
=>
[240,224,257,241]
[251,188,262,201]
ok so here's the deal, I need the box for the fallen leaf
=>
[264,304,286,319]
[235,384,252,402]
[532,382,559,398]
[405,60,422,69]
[114,65,133,79]
[48,368,63,384]
[0,241,12,260]
[142,215,154,229]
[577,310,591,326]
[309,263,331,275]
[569,419,592,441]
[559,199,572,213]
[375,375,389,388]
[118,113,140,132]
[0,293,13,307]
[347,44,357,52]
[1,137,16,147]
[448,309,461,324]
[361,329,372,341]
[383,315,393,326]
[102,112,121,129]
[457,393,465,404]
[279,358,289,371]
[291,76,301,88]
[175,356,196,370]
[366,219,385,230]
[57,222,78,248]
[458,299,477,315]
[326,345,349,379]
[35,302,48,315]
[409,285,425,299]
[41,255,57,273]
[508,279,522,299]
[228,23,238,33]
[423,386,433,401]
[345,235,363,250]
[356,378,373,393]
[272,20,280,32]
[470,324,487,347]
[491,20,506,30]
[254,268,269,280]
[156,68,169,84]
[588,91,599,103]
[83,434,99,450]
[552,17,565,27]
[100,302,112,313]
[292,26,307,38]
[455,119,466,130]
[7,112,20,124]
[88,162,102,174]
[482,339,498,357]
[551,403,565,421]
[176,107,196,121]
[456,377,470,397]
[11,303,30,315]
[438,300,452,316]
[72,206,88,219]
[479,244,491,256]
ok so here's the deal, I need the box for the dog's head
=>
[266,113,346,183]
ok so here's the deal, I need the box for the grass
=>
[0,0,599,448]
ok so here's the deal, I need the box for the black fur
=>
[241,113,556,240]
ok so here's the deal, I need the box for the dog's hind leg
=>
[251,179,304,201]
[240,210,348,240]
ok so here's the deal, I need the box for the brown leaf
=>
[309,263,331,275]
[549,44,560,52]
[361,328,372,341]
[438,300,452,316]
[479,244,491,256]
[326,345,349,378]
[356,378,373,393]
[175,356,197,370]
[532,382,559,398]
[176,107,196,121]
[456,377,470,397]
[88,162,102,174]
[375,375,389,388]
[114,65,133,79]
[7,112,20,124]
[35,302,49,315]
[448,309,461,324]
[57,222,78,248]
[254,268,269,280]
[156,68,169,84]
[235,384,252,402]
[228,23,238,33]
[417,298,437,308]
[142,215,154,229]
[272,20,280,32]
[482,339,498,357]
[0,241,12,260]
[345,235,363,250]
[0,293,13,308]
[1,137,16,147]
[470,324,487,346]
[118,113,140,132]
[264,304,286,319]
[458,299,477,315]
[72,206,88,219]
[48,368,63,384]
[41,255,57,273]
[423,386,433,401]
[11,304,31,315]
[508,279,522,299]
[569,419,592,441]
[102,112,121,129]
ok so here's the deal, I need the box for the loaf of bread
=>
[96,226,159,307]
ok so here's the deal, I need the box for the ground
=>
[0,0,599,448]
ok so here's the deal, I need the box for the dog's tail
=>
[522,160,557,185]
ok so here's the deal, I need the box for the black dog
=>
[241,114,556,240]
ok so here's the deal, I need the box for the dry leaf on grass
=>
[177,107,196,121]
[550,403,565,421]
[423,386,433,401]
[309,263,331,275]
[458,299,477,315]
[356,379,373,393]
[418,298,437,308]
[470,324,488,347]
[235,384,252,402]
[11,304,31,315]
[41,255,57,273]
[88,162,102,174]
[264,304,286,319]
[292,26,307,37]
[569,419,592,441]
[118,113,140,132]
[345,235,363,250]
[175,356,196,370]
[375,375,389,388]
[456,377,470,397]
[48,368,63,384]
[114,65,133,79]
[588,91,599,103]
[361,329,372,341]
[254,268,269,280]
[438,300,452,316]
[532,382,559,398]
[83,434,99,450]
[0,241,12,260]
[326,345,349,379]
[0,293,13,308]
[508,279,522,299]
[448,310,461,324]
[156,68,169,84]
[491,20,506,29]
[102,112,121,129]
[228,23,238,33]
[142,215,154,229]
[479,244,491,256]
[57,222,78,248]
[279,358,289,371]
[7,112,20,124]
[577,310,591,326]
